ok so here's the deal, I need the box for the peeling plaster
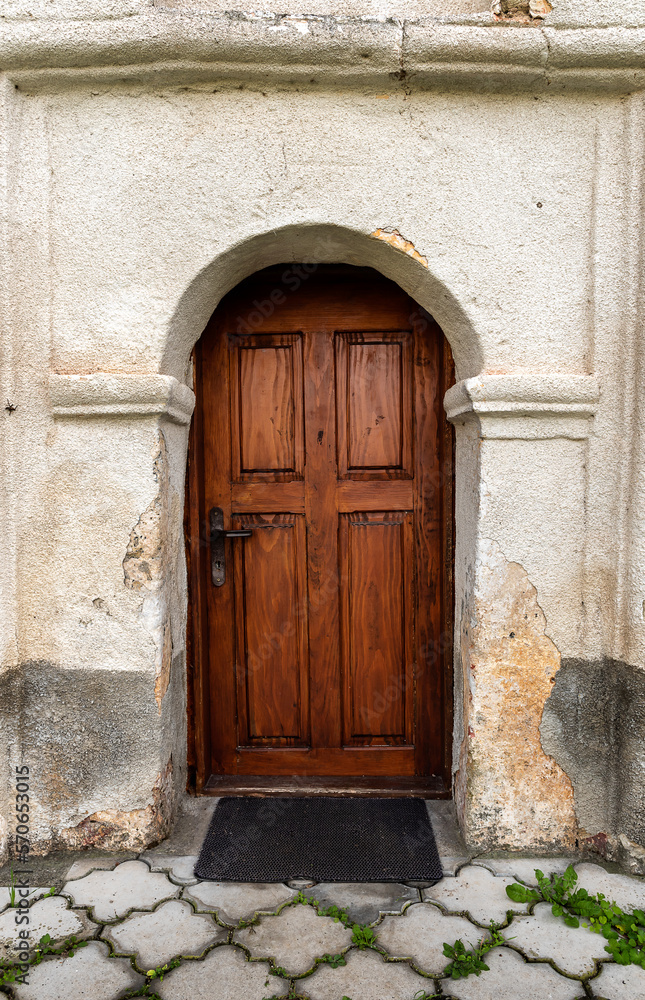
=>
[457,540,577,851]
[370,229,428,269]
[59,757,174,853]
[491,0,551,19]
[123,433,174,713]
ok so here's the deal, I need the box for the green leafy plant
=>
[506,866,645,969]
[442,926,505,980]
[320,952,347,968]
[8,867,16,908]
[44,886,57,898]
[350,923,377,950]
[146,958,181,982]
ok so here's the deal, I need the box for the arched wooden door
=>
[186,266,453,795]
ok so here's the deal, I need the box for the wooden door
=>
[187,266,453,795]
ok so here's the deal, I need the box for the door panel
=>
[336,332,412,479]
[230,333,304,481]
[339,511,414,745]
[233,513,309,747]
[190,266,453,790]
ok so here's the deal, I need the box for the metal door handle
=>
[209,507,253,587]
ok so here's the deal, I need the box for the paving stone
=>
[301,946,431,999]
[65,858,123,881]
[574,863,645,912]
[0,887,55,913]
[423,864,529,924]
[589,961,645,999]
[303,882,418,924]
[63,860,179,922]
[11,939,145,1000]
[183,880,295,925]
[234,900,352,975]
[139,854,199,886]
[156,944,287,999]
[0,896,95,960]
[441,946,583,999]
[102,898,226,970]
[473,858,577,885]
[378,901,481,974]
[506,901,609,976]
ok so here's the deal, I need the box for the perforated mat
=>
[194,796,442,883]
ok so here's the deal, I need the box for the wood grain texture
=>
[230,333,304,481]
[189,265,454,789]
[233,514,309,745]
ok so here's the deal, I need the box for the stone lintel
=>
[49,372,196,425]
[444,374,600,439]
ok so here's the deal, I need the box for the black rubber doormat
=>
[194,797,442,883]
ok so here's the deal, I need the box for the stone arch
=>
[160,223,482,382]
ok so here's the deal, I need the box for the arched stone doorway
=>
[185,263,455,795]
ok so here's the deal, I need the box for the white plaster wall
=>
[1,9,645,857]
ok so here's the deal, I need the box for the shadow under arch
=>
[161,223,482,381]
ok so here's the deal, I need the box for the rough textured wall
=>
[0,16,644,860]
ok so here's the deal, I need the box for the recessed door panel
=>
[233,513,309,745]
[340,511,414,744]
[230,334,304,480]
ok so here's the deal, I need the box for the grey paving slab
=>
[423,864,528,924]
[102,898,226,970]
[303,882,418,924]
[183,880,295,925]
[0,896,95,960]
[138,854,199,886]
[473,857,577,885]
[234,901,352,975]
[589,961,645,999]
[442,946,584,999]
[156,944,288,999]
[62,860,179,922]
[301,946,432,999]
[11,939,145,1000]
[506,901,609,976]
[426,800,470,868]
[378,901,481,975]
[574,863,645,912]
[0,887,51,914]
[65,858,122,881]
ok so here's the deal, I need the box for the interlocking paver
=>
[0,887,54,913]
[378,901,481,974]
[102,898,226,969]
[302,946,432,999]
[11,939,145,1000]
[183,880,295,925]
[0,896,95,959]
[423,864,528,924]
[303,882,418,924]
[234,901,352,975]
[156,944,288,999]
[506,901,609,976]
[473,858,576,885]
[140,854,199,886]
[574,863,645,912]
[441,946,584,999]
[65,858,123,881]
[63,860,179,921]
[589,961,645,999]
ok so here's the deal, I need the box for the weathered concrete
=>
[234,904,352,975]
[102,899,225,969]
[442,947,583,1000]
[63,860,179,921]
[11,940,145,1000]
[541,659,645,870]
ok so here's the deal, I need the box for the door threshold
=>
[203,775,451,798]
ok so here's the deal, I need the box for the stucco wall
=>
[1,1,645,865]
